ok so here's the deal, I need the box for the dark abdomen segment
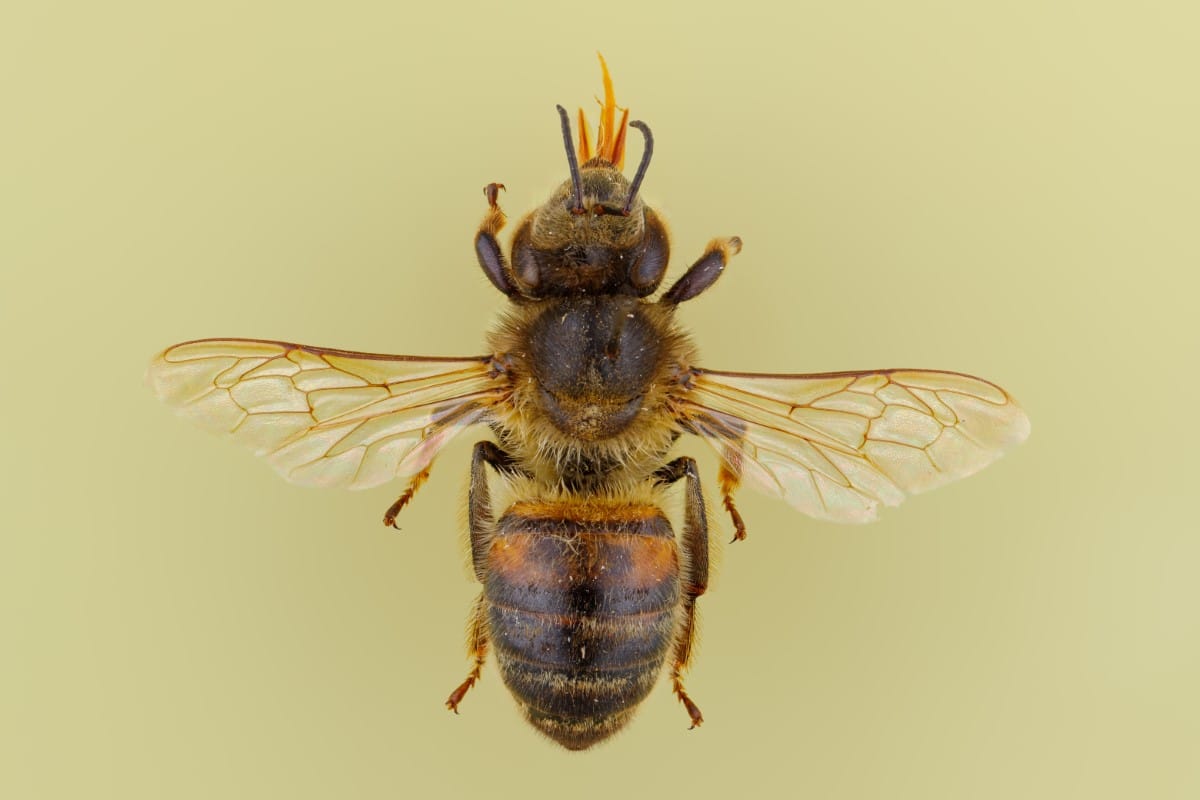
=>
[484,501,680,750]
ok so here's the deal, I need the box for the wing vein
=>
[677,367,1028,523]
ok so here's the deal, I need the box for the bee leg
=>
[446,593,490,714]
[475,182,520,297]
[659,236,743,305]
[468,441,521,581]
[382,466,432,529]
[449,440,519,713]
[718,456,748,543]
[655,456,709,730]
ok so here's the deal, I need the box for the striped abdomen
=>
[484,500,680,750]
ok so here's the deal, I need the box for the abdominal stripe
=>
[485,531,680,617]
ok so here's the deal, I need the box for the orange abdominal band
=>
[576,53,629,170]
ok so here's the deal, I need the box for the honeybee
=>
[147,56,1029,750]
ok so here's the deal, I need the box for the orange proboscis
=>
[578,52,629,170]
[576,108,594,162]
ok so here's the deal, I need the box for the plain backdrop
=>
[5,1,1198,798]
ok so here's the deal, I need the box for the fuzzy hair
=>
[484,298,696,495]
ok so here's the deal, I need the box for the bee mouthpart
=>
[578,52,629,171]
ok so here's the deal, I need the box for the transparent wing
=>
[147,338,506,489]
[676,368,1030,523]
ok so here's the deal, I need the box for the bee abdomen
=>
[504,656,664,750]
[484,502,681,749]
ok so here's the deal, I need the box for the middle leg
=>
[445,594,489,713]
[382,466,432,529]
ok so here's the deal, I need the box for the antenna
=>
[555,105,585,214]
[622,120,653,215]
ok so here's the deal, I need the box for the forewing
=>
[147,338,505,489]
[677,368,1030,523]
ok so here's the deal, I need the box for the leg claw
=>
[484,182,505,208]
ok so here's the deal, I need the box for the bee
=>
[147,56,1029,750]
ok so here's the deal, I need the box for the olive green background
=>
[5,1,1198,797]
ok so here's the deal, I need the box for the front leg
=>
[660,236,743,305]
[474,182,519,297]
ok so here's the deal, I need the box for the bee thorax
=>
[526,296,660,439]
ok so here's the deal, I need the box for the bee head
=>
[506,59,670,299]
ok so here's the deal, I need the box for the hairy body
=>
[458,289,712,749]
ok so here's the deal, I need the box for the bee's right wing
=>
[674,367,1030,524]
[147,338,507,489]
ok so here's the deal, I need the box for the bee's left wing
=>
[674,367,1030,524]
[147,338,507,489]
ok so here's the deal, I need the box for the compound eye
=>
[629,213,670,293]
[513,246,541,291]
[630,240,667,290]
[510,224,543,294]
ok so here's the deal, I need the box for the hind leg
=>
[655,456,710,729]
[447,441,519,712]
[445,594,489,713]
